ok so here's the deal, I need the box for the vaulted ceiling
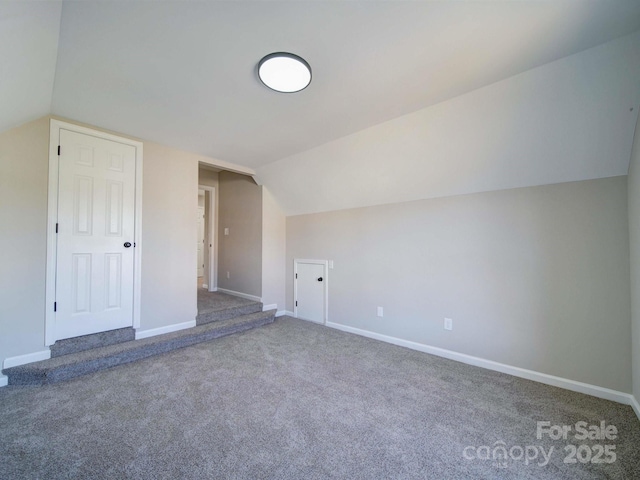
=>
[5,1,640,171]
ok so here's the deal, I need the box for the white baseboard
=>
[326,321,635,407]
[282,310,295,317]
[301,317,325,325]
[262,305,288,318]
[202,283,208,289]
[135,320,196,340]
[217,288,261,303]
[209,287,218,292]
[0,375,7,387]
[631,395,640,422]
[3,349,51,369]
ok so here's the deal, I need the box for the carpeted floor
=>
[198,289,259,313]
[1,317,638,479]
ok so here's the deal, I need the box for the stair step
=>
[3,310,276,386]
[50,327,135,357]
[196,302,263,325]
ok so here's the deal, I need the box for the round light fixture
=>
[258,52,312,93]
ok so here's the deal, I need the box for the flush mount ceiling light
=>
[258,52,312,93]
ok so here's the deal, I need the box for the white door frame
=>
[45,119,144,346]
[199,185,216,292]
[293,259,328,324]
[197,190,205,278]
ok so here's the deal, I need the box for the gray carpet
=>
[1,317,638,479]
[4,310,276,385]
[197,290,263,325]
[50,327,135,357]
[198,290,259,313]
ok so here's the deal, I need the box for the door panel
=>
[296,262,326,324]
[105,180,123,236]
[56,129,136,340]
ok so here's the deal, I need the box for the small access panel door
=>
[294,260,327,324]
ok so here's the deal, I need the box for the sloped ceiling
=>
[0,1,61,133]
[3,1,640,214]
[257,32,640,215]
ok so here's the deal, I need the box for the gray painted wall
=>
[0,117,50,361]
[262,188,286,312]
[140,141,199,330]
[628,114,640,403]
[287,177,631,392]
[218,171,262,297]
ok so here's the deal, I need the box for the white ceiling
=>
[0,1,61,134]
[3,0,634,170]
[257,32,640,215]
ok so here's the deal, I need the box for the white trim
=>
[199,185,216,292]
[198,157,255,177]
[276,311,288,317]
[217,288,262,303]
[631,396,640,422]
[326,321,635,406]
[283,310,295,317]
[135,320,196,340]
[293,259,328,325]
[45,121,60,345]
[263,303,277,311]
[46,119,144,344]
[0,375,7,387]
[133,134,143,330]
[3,350,51,369]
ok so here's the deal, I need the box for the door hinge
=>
[295,273,298,279]
[57,145,61,156]
[295,301,298,307]
[54,302,57,312]
[55,223,59,233]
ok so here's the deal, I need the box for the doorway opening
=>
[196,166,264,322]
[197,184,216,293]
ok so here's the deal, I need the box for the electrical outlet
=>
[444,317,453,331]
[224,227,229,236]
[329,260,334,269]
[226,271,230,279]
[377,306,384,317]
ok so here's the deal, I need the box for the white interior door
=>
[295,261,327,324]
[197,205,205,277]
[55,129,137,340]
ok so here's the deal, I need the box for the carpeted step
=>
[3,310,276,386]
[196,301,263,325]
[50,327,135,357]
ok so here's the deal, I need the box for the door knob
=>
[124,242,132,248]
[317,277,323,282]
